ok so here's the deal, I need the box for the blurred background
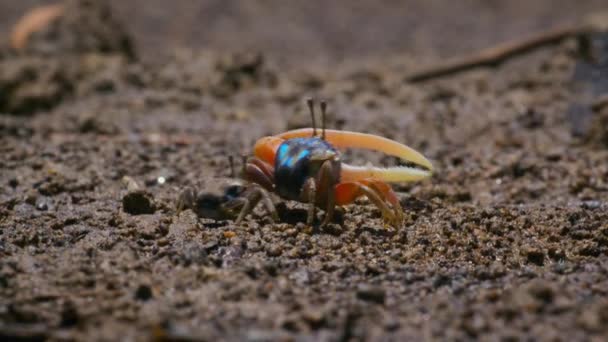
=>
[1,0,606,64]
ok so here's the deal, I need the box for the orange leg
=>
[359,179,404,224]
[335,180,403,228]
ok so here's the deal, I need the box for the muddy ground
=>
[2,1,608,341]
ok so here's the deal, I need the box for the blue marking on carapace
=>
[274,137,338,200]
[277,143,289,162]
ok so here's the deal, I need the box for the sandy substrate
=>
[1,1,608,340]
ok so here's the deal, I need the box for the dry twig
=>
[405,24,589,83]
[10,4,64,51]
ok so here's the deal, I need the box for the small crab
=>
[179,98,433,228]
[176,158,279,223]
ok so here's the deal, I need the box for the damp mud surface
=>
[2,1,608,341]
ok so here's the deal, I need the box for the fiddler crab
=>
[177,98,433,228]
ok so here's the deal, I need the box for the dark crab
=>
[176,171,278,223]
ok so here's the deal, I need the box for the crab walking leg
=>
[357,183,400,227]
[363,179,404,223]
[233,186,278,224]
[301,178,317,226]
[258,187,280,222]
[317,160,338,226]
[233,196,255,224]
[277,128,433,172]
[334,182,402,227]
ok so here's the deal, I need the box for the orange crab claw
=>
[277,128,433,183]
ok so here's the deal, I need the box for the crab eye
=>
[224,184,245,199]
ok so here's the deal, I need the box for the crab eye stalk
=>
[306,97,317,137]
[320,100,327,140]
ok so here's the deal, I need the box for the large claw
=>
[278,128,433,183]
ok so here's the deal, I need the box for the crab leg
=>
[301,178,317,225]
[317,160,338,226]
[297,159,340,226]
[233,185,279,223]
[241,160,279,222]
[334,181,402,227]
[277,128,433,183]
[257,188,280,222]
[244,160,275,192]
[358,184,400,226]
[233,197,255,224]
[366,179,404,223]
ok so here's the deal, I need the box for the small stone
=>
[522,245,545,266]
[178,243,209,265]
[134,284,153,301]
[384,318,400,331]
[284,228,298,237]
[218,245,244,268]
[266,245,283,257]
[432,274,451,288]
[577,302,608,332]
[122,190,155,215]
[513,280,555,313]
[291,268,310,286]
[60,300,79,327]
[322,223,343,236]
[35,197,52,211]
[24,191,37,205]
[527,280,554,303]
[243,265,259,279]
[264,261,279,276]
[223,231,236,239]
[156,238,169,247]
[302,308,326,328]
[356,284,386,304]
[581,200,601,210]
[577,242,600,257]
